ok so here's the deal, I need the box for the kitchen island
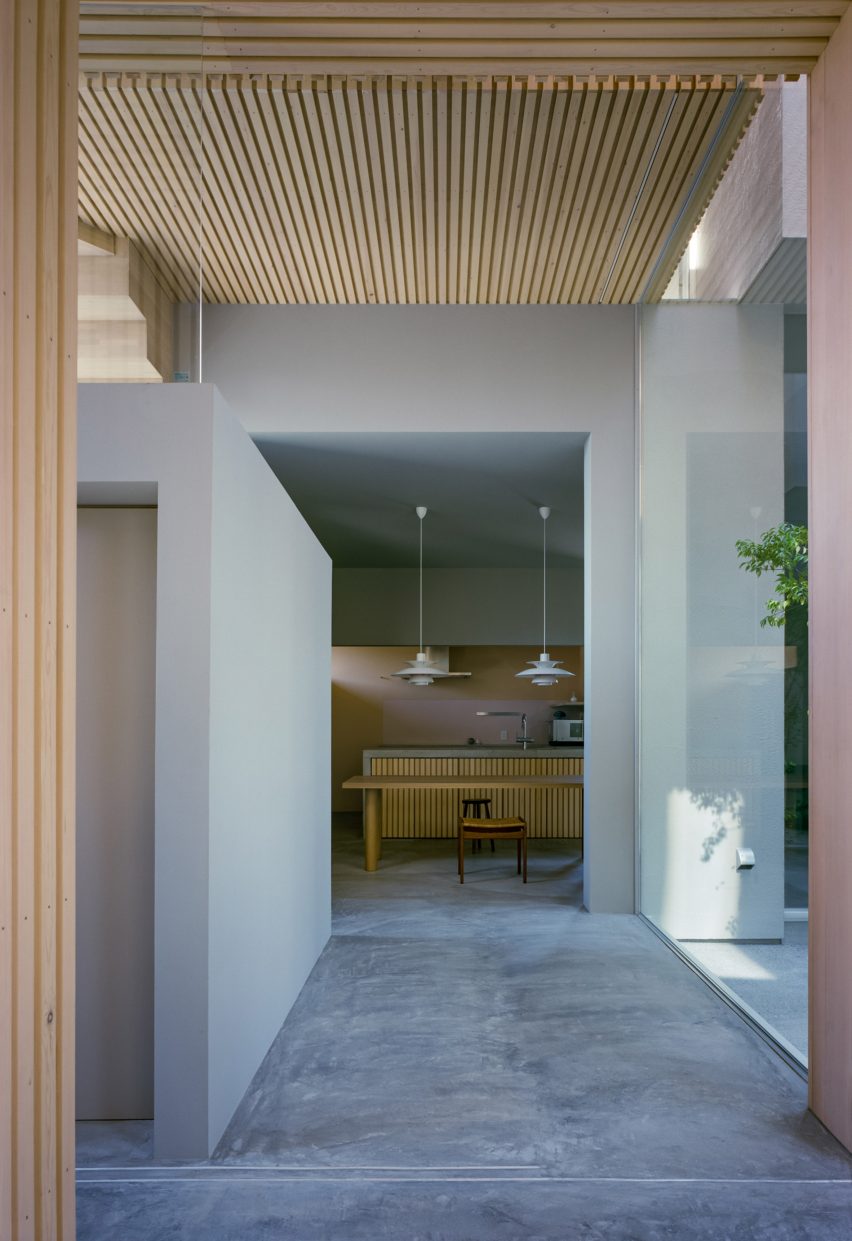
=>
[360,746,584,843]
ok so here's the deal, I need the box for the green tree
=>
[735,523,808,628]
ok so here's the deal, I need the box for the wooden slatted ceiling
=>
[78,2,850,78]
[78,72,760,304]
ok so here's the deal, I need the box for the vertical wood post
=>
[809,4,852,1155]
[1,1,79,1236]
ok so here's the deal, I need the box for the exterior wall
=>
[688,80,806,303]
[202,304,637,914]
[78,384,331,1158]
[809,5,852,1152]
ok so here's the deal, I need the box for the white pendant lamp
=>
[390,507,465,687]
[515,506,576,688]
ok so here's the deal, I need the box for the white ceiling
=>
[254,431,586,568]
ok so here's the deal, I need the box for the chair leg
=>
[517,838,521,873]
[490,838,495,853]
[522,834,527,883]
[459,831,465,884]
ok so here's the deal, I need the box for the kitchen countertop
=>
[364,745,584,760]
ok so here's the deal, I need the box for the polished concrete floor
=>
[77,824,852,1239]
[686,920,809,1060]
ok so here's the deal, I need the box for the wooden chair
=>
[457,815,527,884]
[460,796,494,853]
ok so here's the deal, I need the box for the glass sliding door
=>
[639,302,807,1063]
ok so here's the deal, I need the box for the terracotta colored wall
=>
[332,645,582,811]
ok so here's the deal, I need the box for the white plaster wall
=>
[333,566,584,646]
[76,507,156,1120]
[78,384,331,1158]
[207,394,332,1149]
[201,305,637,914]
[79,385,214,1156]
[639,305,785,941]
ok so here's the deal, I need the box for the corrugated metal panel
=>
[741,236,807,303]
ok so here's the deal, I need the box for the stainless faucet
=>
[475,710,535,748]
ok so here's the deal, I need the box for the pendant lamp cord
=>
[419,513,424,653]
[542,514,547,652]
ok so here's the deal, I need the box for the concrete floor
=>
[77,824,852,1239]
[685,921,809,1060]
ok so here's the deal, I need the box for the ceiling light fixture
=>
[390,507,470,687]
[515,506,576,688]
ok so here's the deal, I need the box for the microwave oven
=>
[551,719,583,745]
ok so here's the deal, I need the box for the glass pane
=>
[640,75,808,1065]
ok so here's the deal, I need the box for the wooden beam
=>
[0,1,78,1238]
[808,0,852,1155]
[77,2,851,77]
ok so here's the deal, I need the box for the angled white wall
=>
[78,384,332,1158]
[207,401,332,1149]
[201,304,637,914]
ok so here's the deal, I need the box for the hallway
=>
[77,824,852,1239]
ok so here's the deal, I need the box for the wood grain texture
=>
[808,1,852,1155]
[0,1,78,1238]
[77,71,761,305]
[78,3,848,76]
[358,757,584,838]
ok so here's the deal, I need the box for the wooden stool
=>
[461,796,494,853]
[458,816,527,884]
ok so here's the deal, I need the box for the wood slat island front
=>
[344,754,584,871]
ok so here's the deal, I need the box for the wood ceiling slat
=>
[611,83,734,301]
[608,84,708,302]
[312,82,368,302]
[77,71,765,306]
[586,81,672,302]
[506,80,552,302]
[418,80,436,303]
[475,75,505,302]
[403,78,427,303]
[79,76,201,301]
[498,81,540,302]
[521,84,582,302]
[573,82,649,303]
[276,78,342,300]
[346,79,390,302]
[375,79,409,301]
[487,78,524,302]
[292,80,356,301]
[562,81,632,302]
[537,84,598,302]
[231,81,302,302]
